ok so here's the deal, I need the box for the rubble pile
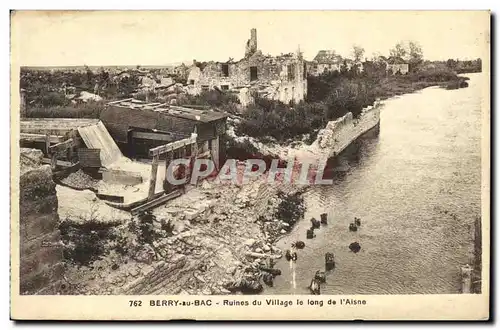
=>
[56,167,305,295]
[59,169,99,190]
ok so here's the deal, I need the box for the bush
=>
[134,211,174,245]
[274,192,305,230]
[25,101,106,119]
[39,92,70,107]
[59,219,121,266]
[178,90,240,113]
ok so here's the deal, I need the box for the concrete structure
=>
[20,118,123,170]
[100,99,229,168]
[387,57,410,75]
[20,118,102,169]
[186,29,308,105]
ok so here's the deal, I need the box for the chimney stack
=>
[251,28,257,47]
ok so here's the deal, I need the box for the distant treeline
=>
[445,58,482,74]
[20,66,187,108]
[20,67,141,107]
[185,65,469,143]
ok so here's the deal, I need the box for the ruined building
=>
[100,99,228,168]
[186,29,307,105]
[308,50,344,76]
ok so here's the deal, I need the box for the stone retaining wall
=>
[20,148,64,294]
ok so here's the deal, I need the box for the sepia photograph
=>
[10,9,490,320]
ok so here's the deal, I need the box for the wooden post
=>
[210,136,220,171]
[164,150,173,194]
[191,141,199,186]
[179,144,186,160]
[67,146,74,164]
[461,265,473,294]
[192,140,198,158]
[179,144,187,192]
[148,154,159,200]
[45,134,50,156]
[50,153,57,171]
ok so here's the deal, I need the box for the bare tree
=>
[352,45,365,63]
[389,42,407,59]
[408,41,424,66]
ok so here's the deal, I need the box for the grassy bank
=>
[234,68,469,143]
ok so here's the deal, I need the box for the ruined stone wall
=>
[187,52,307,104]
[388,63,410,75]
[314,104,381,158]
[19,148,64,294]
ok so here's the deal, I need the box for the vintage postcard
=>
[10,10,490,320]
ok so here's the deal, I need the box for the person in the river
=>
[354,217,361,226]
[320,213,328,225]
[309,278,321,295]
[311,218,321,229]
[285,249,298,261]
[292,241,305,249]
[262,272,274,287]
[349,223,358,232]
[325,252,335,270]
[315,270,326,283]
[349,242,361,253]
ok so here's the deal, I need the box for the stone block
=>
[101,169,143,186]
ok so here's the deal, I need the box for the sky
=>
[11,11,490,66]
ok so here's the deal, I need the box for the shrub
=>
[274,192,305,230]
[178,89,240,113]
[25,101,106,119]
[59,218,121,266]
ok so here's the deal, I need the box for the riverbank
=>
[264,72,483,295]
[52,163,308,295]
[227,100,381,162]
[225,69,469,163]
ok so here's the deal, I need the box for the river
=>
[266,73,483,295]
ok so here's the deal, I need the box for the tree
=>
[389,42,407,59]
[371,52,383,62]
[85,65,94,87]
[340,59,349,75]
[446,59,458,70]
[352,45,365,63]
[408,41,424,68]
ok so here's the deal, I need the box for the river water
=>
[267,73,483,295]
